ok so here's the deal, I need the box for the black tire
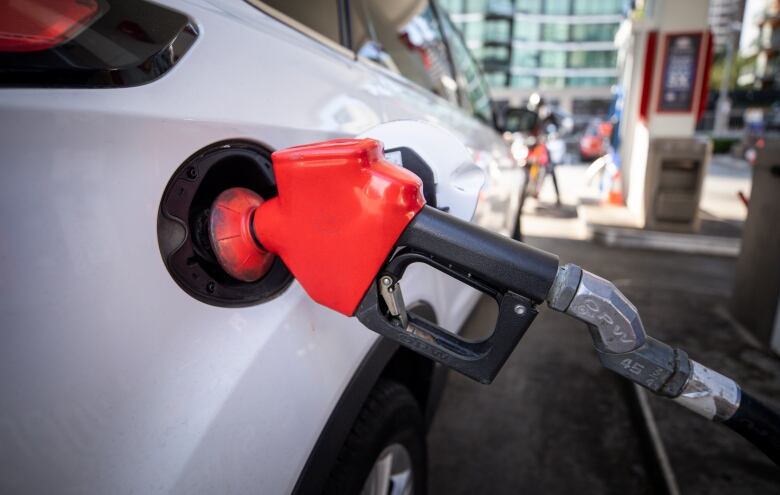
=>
[323,379,427,495]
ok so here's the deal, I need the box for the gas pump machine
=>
[616,0,715,232]
[168,121,779,468]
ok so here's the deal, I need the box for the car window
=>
[354,0,459,105]
[438,10,494,124]
[504,108,539,134]
[261,0,341,45]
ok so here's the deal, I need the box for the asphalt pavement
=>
[426,159,780,494]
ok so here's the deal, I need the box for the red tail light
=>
[0,0,101,52]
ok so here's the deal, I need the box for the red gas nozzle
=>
[209,138,426,316]
[209,187,274,283]
[208,136,561,384]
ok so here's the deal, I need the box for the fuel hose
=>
[723,391,780,466]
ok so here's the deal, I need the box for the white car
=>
[0,0,523,493]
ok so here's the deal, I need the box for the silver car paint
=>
[0,1,522,493]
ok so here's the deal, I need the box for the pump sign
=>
[658,33,702,112]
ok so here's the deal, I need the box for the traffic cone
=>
[605,169,624,206]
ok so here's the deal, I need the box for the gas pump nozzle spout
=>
[546,263,780,465]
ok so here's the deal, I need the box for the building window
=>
[511,75,538,87]
[540,76,566,88]
[436,0,622,90]
[570,23,619,42]
[512,49,539,67]
[462,21,485,43]
[572,0,623,15]
[544,0,570,15]
[466,0,489,13]
[566,76,617,86]
[540,50,567,68]
[515,0,542,14]
[487,0,513,15]
[484,19,511,42]
[481,45,510,72]
[568,50,617,68]
[514,22,541,41]
[483,45,510,59]
[542,23,569,42]
[486,71,508,87]
[437,0,460,13]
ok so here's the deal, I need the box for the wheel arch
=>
[292,301,442,494]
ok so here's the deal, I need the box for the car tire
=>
[323,379,427,495]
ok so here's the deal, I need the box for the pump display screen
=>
[658,33,702,112]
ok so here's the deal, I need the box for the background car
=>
[580,121,606,161]
[0,0,523,494]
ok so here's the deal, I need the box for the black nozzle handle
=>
[355,206,559,383]
[397,206,559,303]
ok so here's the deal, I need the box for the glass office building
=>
[439,0,624,91]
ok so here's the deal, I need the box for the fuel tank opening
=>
[157,140,293,307]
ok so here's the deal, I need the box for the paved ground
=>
[519,155,752,242]
[427,157,780,494]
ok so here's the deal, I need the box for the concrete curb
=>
[590,225,741,257]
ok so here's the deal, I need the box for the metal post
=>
[714,24,739,133]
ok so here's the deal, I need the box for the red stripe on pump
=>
[639,31,658,123]
[697,31,714,124]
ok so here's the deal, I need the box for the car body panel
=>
[0,1,521,493]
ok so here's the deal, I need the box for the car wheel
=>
[323,379,427,495]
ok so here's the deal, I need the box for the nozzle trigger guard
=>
[356,250,536,384]
[355,205,559,383]
[354,209,546,386]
